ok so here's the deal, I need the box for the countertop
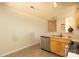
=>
[41,32,79,42]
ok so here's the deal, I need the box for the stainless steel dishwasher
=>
[40,36,50,51]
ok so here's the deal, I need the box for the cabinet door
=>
[50,38,66,56]
[48,20,57,32]
[50,40,60,53]
[76,8,79,28]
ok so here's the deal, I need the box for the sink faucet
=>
[59,33,63,37]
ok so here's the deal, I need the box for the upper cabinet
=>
[48,20,57,32]
[76,8,79,28]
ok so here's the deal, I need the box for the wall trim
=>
[0,41,40,57]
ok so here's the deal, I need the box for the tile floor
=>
[5,44,58,57]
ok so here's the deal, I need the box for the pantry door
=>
[48,20,57,32]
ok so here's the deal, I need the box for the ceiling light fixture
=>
[53,2,57,7]
[30,6,35,9]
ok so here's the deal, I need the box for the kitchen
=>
[40,6,79,56]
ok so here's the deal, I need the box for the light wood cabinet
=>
[48,20,57,32]
[76,8,79,28]
[50,37,71,56]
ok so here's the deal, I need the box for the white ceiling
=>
[0,2,79,20]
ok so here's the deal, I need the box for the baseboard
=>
[0,41,39,57]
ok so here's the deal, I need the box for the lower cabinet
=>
[50,38,71,56]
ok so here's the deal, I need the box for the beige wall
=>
[0,5,47,56]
